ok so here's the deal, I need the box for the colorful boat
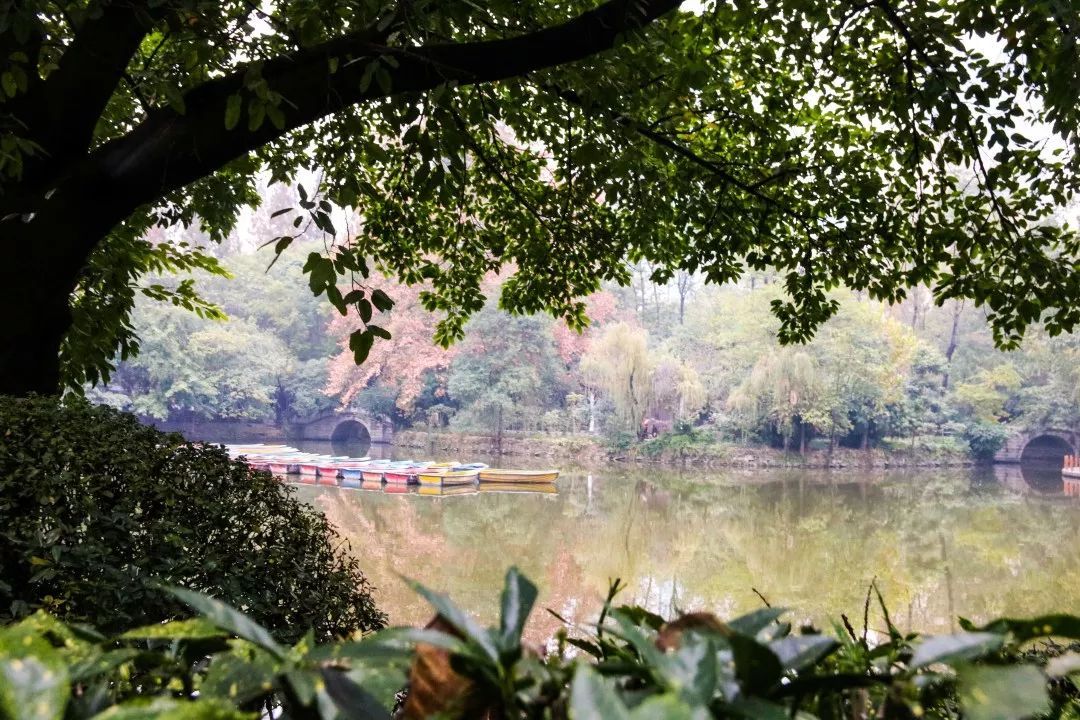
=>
[360,466,386,482]
[417,468,480,486]
[340,466,366,482]
[478,469,560,483]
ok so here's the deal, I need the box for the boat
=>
[478,482,558,494]
[478,469,559,483]
[339,466,366,482]
[417,467,480,486]
[1064,454,1080,479]
[419,484,478,497]
[384,461,431,484]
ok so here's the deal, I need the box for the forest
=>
[89,193,1080,460]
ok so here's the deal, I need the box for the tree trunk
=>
[799,421,807,455]
[942,301,963,389]
[861,424,869,450]
[0,193,106,396]
[587,389,597,433]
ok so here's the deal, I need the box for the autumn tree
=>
[325,274,457,416]
[2,0,1078,397]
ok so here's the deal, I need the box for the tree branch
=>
[85,0,683,229]
[19,2,158,182]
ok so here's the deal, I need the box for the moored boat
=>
[478,468,559,483]
[1064,454,1080,479]
[417,468,480,486]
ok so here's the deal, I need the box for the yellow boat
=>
[419,484,478,496]
[477,469,559,483]
[417,468,480,486]
[478,482,558,494]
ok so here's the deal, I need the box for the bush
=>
[964,420,1010,459]
[0,396,385,641]
[3,570,1079,720]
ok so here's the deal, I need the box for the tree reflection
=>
[297,466,1080,642]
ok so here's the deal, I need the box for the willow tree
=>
[2,0,1078,396]
[582,322,653,432]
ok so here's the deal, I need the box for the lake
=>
[265,441,1080,642]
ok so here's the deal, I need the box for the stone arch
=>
[1018,433,1075,494]
[331,419,371,444]
[1020,433,1076,463]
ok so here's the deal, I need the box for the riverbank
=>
[393,430,974,468]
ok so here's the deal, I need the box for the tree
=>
[325,274,458,415]
[581,322,653,432]
[728,349,818,452]
[446,304,564,443]
[3,0,1079,396]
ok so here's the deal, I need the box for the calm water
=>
[254,441,1080,641]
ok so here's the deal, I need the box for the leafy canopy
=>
[4,1,1078,387]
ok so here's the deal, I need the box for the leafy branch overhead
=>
[0,0,1078,394]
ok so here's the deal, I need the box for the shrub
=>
[0,396,385,641]
[964,420,1011,460]
[2,570,1079,720]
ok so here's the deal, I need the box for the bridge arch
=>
[995,428,1079,464]
[290,411,394,445]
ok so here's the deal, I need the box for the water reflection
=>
[294,465,1080,642]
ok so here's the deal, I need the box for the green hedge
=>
[0,396,384,641]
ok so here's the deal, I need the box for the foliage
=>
[447,305,565,435]
[88,243,339,423]
[5,0,1080,396]
[3,569,1080,720]
[326,274,458,415]
[964,422,1012,460]
[0,396,385,642]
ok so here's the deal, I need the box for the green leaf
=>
[0,630,69,720]
[119,617,228,640]
[367,324,391,340]
[320,668,390,719]
[200,648,279,705]
[403,578,499,662]
[306,628,462,663]
[370,288,394,312]
[163,587,285,659]
[68,649,140,683]
[910,633,1004,668]
[224,95,242,130]
[728,608,786,639]
[90,698,255,720]
[957,665,1049,720]
[349,329,374,364]
[630,694,710,720]
[570,666,630,720]
[498,567,538,654]
[728,632,782,696]
[768,634,837,672]
[959,614,1080,642]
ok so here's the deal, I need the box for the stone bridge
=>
[994,427,1079,464]
[153,410,394,446]
[290,410,394,445]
